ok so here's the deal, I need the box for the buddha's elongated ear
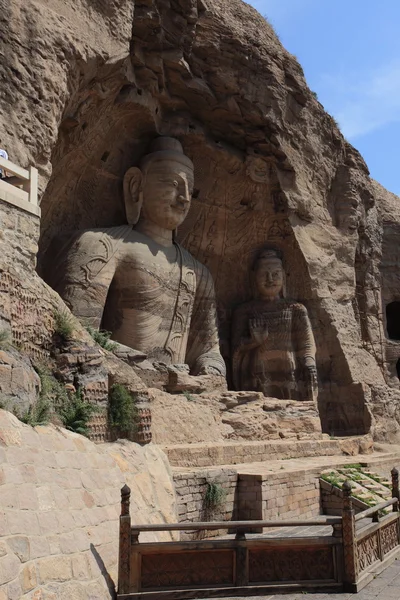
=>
[123,167,143,225]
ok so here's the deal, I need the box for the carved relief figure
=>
[231,248,317,401]
[51,137,226,376]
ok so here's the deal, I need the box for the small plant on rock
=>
[204,482,226,511]
[183,391,195,402]
[19,395,51,427]
[86,326,117,351]
[0,329,10,348]
[58,388,99,437]
[53,309,74,342]
[108,384,138,434]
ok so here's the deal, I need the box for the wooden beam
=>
[0,156,29,180]
[130,517,341,533]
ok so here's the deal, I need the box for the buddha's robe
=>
[232,299,316,400]
[51,225,225,376]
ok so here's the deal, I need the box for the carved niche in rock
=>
[231,248,317,402]
[49,137,226,378]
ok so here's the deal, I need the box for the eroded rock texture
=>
[0,0,399,441]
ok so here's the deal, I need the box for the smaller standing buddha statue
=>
[231,248,317,402]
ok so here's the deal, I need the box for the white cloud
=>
[320,61,400,139]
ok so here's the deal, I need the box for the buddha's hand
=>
[249,317,269,345]
[303,365,318,400]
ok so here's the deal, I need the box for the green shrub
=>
[204,482,226,511]
[183,391,195,402]
[53,309,74,342]
[109,384,138,433]
[86,326,117,351]
[311,90,318,100]
[58,388,99,437]
[19,395,51,426]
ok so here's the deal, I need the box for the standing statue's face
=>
[255,257,284,300]
[141,159,194,231]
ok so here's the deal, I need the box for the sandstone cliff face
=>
[0,0,399,439]
[0,410,176,599]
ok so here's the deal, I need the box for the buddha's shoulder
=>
[283,299,309,315]
[178,245,213,278]
[76,225,133,244]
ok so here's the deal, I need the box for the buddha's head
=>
[123,137,194,231]
[252,247,285,301]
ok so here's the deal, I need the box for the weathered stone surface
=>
[0,409,177,599]
[0,347,40,415]
[0,0,400,443]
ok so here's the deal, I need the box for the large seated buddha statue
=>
[231,248,317,402]
[51,137,226,377]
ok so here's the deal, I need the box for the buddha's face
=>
[140,158,194,230]
[255,257,284,299]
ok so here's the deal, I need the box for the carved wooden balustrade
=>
[342,467,400,592]
[117,469,400,599]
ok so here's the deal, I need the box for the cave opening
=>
[386,301,400,340]
[396,358,400,380]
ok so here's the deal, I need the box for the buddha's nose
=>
[178,193,190,204]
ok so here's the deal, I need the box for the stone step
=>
[162,436,371,468]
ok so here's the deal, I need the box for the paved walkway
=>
[217,558,400,600]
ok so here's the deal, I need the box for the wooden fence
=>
[0,156,39,216]
[117,468,400,598]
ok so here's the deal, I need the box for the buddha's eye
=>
[173,180,179,187]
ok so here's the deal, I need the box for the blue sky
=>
[247,0,400,196]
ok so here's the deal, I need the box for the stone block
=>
[37,555,72,583]
[6,577,23,600]
[0,553,20,585]
[71,553,91,581]
[7,536,30,562]
[20,562,37,593]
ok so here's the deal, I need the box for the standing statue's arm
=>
[186,265,226,377]
[54,230,118,329]
[293,304,316,367]
[293,304,317,401]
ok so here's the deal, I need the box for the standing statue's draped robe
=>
[51,225,225,375]
[231,299,316,400]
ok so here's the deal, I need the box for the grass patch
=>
[53,309,74,342]
[18,395,51,426]
[86,326,117,351]
[109,384,138,434]
[58,388,99,436]
[183,391,195,402]
[204,482,226,511]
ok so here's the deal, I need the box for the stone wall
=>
[173,468,237,540]
[0,198,40,274]
[238,470,321,522]
[320,479,366,516]
[0,409,177,600]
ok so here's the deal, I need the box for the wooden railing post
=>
[342,480,358,590]
[235,532,248,587]
[391,467,399,512]
[118,484,132,595]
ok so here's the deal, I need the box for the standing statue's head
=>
[123,137,194,231]
[251,247,285,301]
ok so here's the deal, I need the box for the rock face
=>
[0,409,177,600]
[0,0,399,440]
